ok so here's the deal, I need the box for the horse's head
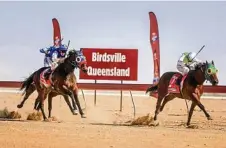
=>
[195,61,219,86]
[67,49,88,73]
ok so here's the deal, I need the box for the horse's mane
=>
[187,62,206,76]
[195,62,205,70]
[53,50,78,76]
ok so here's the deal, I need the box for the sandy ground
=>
[0,91,226,148]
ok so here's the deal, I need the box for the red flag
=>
[52,18,61,47]
[149,12,160,98]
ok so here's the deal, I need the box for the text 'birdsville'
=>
[88,52,130,77]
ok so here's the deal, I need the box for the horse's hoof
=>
[149,120,159,126]
[73,110,78,115]
[43,119,51,122]
[73,112,78,115]
[43,118,51,122]
[48,116,58,121]
[186,125,199,129]
[17,104,23,108]
[207,116,213,120]
[81,114,87,118]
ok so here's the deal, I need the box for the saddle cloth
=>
[40,68,52,87]
[168,73,187,94]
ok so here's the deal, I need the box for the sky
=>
[0,1,225,85]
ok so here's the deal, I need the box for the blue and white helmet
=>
[59,44,68,51]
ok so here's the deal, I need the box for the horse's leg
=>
[192,93,212,120]
[34,96,41,111]
[72,100,78,113]
[160,95,175,112]
[57,85,79,116]
[62,95,78,115]
[17,84,36,108]
[54,80,78,112]
[32,95,42,112]
[47,92,56,118]
[71,86,86,118]
[38,91,48,121]
[68,90,78,112]
[154,94,165,121]
[187,101,196,126]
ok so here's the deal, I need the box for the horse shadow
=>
[0,118,28,122]
[89,122,147,127]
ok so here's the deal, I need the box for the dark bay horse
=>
[146,61,219,126]
[17,49,88,117]
[18,82,79,118]
[19,49,88,120]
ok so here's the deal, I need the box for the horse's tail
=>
[146,84,158,94]
[20,71,36,95]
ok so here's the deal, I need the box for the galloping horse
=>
[146,61,219,126]
[18,49,88,120]
[18,82,79,118]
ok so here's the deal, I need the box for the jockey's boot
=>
[44,68,52,80]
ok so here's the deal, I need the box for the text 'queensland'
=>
[79,48,138,81]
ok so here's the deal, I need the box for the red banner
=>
[79,48,138,81]
[52,18,61,47]
[149,12,160,98]
[149,12,160,84]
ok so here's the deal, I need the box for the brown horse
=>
[19,49,88,120]
[17,63,87,117]
[17,83,80,118]
[146,61,219,126]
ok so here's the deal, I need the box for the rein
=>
[68,60,77,67]
[197,63,210,83]
[66,53,80,68]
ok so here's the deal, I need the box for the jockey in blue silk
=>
[39,44,68,79]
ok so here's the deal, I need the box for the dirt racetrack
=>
[0,91,226,148]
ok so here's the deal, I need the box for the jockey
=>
[39,44,68,79]
[176,52,202,75]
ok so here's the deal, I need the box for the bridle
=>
[197,63,214,83]
[67,51,87,69]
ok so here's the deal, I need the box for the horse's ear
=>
[206,60,208,65]
[212,60,215,65]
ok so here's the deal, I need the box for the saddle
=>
[40,68,53,87]
[44,68,52,80]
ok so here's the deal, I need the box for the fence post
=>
[120,80,123,111]
[94,80,97,106]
